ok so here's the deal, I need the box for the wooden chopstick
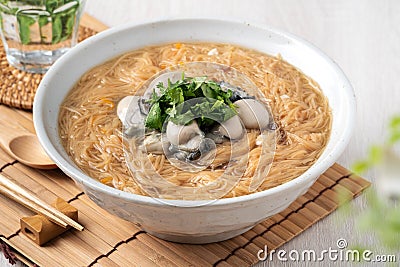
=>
[0,173,84,231]
[0,184,68,228]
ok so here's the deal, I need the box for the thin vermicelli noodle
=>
[59,42,331,198]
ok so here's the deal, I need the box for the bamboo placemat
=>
[0,141,370,267]
[0,14,107,110]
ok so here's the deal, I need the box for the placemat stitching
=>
[67,192,85,203]
[87,230,147,267]
[0,161,17,172]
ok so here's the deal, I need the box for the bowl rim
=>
[34,17,356,207]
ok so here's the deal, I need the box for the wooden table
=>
[1,0,398,266]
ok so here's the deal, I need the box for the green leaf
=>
[38,15,50,42]
[51,14,62,44]
[389,131,400,144]
[388,116,400,145]
[389,116,400,130]
[201,83,217,99]
[171,110,195,125]
[145,102,164,131]
[166,106,177,118]
[0,4,19,15]
[61,12,75,41]
[166,87,184,105]
[351,160,370,174]
[356,209,377,231]
[224,108,237,121]
[60,5,78,41]
[386,209,400,232]
[210,99,224,110]
[349,114,400,251]
[38,15,49,27]
[368,145,382,164]
[24,0,46,5]
[46,1,80,44]
[17,14,36,45]
[145,75,237,131]
[46,0,63,13]
[192,76,206,90]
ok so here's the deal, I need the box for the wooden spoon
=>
[0,124,57,169]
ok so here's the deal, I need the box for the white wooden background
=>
[2,0,399,266]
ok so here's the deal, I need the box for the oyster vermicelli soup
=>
[59,42,332,200]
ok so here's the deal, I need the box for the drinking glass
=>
[0,0,85,73]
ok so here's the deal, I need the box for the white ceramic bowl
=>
[33,18,355,243]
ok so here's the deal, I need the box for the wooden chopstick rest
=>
[20,198,78,246]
